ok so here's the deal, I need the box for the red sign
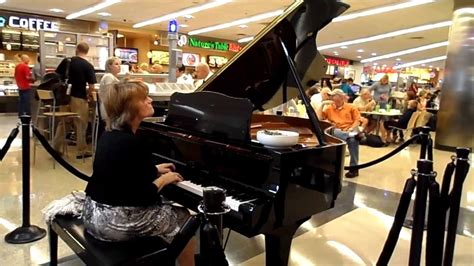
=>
[229,43,242,52]
[325,57,350,66]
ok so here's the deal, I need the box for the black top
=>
[399,108,417,129]
[56,56,96,99]
[85,127,160,206]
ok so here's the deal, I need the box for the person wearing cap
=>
[319,89,363,178]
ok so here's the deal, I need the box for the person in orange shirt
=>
[319,89,364,178]
[14,54,33,117]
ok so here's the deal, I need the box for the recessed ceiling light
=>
[429,65,433,68]
[318,20,451,51]
[357,56,362,58]
[97,12,112,17]
[357,49,364,53]
[238,36,254,43]
[180,24,189,28]
[333,0,433,22]
[189,9,283,35]
[371,53,377,56]
[340,46,348,49]
[394,56,447,69]
[183,14,194,19]
[134,0,231,28]
[49,8,64,13]
[117,33,124,38]
[382,64,387,67]
[239,25,248,28]
[361,41,448,63]
[396,58,401,61]
[67,0,121,19]
[373,63,378,66]
[333,51,338,54]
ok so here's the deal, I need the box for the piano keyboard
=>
[175,180,257,212]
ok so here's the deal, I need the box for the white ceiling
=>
[0,0,454,69]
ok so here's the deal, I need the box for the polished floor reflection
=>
[0,115,472,265]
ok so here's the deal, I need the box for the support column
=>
[435,1,474,151]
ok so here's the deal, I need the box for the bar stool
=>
[35,90,79,167]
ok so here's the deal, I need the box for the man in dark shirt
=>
[55,42,96,158]
[384,100,418,143]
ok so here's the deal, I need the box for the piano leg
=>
[264,218,309,266]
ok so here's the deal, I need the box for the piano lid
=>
[196,0,349,111]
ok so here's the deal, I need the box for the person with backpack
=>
[55,42,96,159]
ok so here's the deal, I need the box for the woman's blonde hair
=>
[105,56,120,73]
[101,80,149,131]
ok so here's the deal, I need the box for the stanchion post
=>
[4,115,46,244]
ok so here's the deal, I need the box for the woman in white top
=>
[99,57,121,119]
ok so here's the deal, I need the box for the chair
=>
[34,90,79,165]
[388,110,433,142]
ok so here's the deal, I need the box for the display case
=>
[39,30,113,75]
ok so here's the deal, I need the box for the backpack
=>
[37,58,71,105]
[362,134,385,147]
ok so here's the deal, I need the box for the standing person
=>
[83,80,195,266]
[176,65,194,85]
[319,89,363,178]
[97,57,121,139]
[320,78,333,90]
[369,74,391,109]
[55,42,96,159]
[14,54,33,116]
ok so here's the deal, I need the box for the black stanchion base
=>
[4,225,47,244]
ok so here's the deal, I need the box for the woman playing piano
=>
[83,80,195,266]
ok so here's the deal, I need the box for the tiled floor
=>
[0,114,472,265]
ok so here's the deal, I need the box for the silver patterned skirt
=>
[83,196,189,243]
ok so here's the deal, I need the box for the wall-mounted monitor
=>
[208,55,228,68]
[149,50,169,65]
[114,47,138,64]
[182,53,200,67]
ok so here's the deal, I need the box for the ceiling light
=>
[134,0,231,28]
[340,46,348,49]
[239,25,248,28]
[361,41,449,63]
[394,56,447,69]
[189,9,283,35]
[67,0,121,20]
[180,24,189,28]
[396,58,401,61]
[333,51,338,54]
[429,65,433,68]
[333,0,433,22]
[357,49,364,52]
[373,63,378,66]
[49,8,64,13]
[97,12,112,17]
[117,33,124,38]
[318,20,452,51]
[371,53,377,56]
[238,36,254,43]
[382,64,387,67]
[422,64,426,66]
[357,56,362,59]
[183,14,194,19]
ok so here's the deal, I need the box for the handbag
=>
[37,58,71,105]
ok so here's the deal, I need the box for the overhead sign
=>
[168,19,178,33]
[188,37,241,52]
[0,15,60,31]
[325,57,350,67]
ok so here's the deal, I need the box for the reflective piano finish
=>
[138,0,349,264]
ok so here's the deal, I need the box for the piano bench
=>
[49,215,175,266]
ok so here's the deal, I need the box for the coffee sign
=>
[0,15,60,31]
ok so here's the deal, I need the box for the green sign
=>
[188,37,229,51]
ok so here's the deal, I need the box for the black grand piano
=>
[138,0,349,265]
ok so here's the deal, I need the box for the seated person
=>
[384,100,418,143]
[83,80,195,266]
[352,88,377,133]
[319,89,363,178]
[312,87,331,119]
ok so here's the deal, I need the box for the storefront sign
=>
[325,57,350,67]
[188,37,241,52]
[0,15,60,31]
